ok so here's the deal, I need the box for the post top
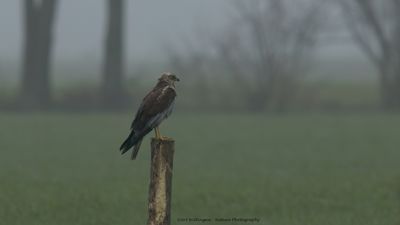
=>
[151,137,175,143]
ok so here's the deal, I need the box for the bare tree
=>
[21,0,58,109]
[102,0,126,108]
[339,0,400,110]
[215,0,322,112]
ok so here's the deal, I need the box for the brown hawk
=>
[119,72,179,159]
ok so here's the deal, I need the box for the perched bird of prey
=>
[120,72,179,159]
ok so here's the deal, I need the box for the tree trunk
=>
[102,0,126,108]
[380,83,400,110]
[21,0,39,107]
[379,64,400,111]
[21,0,57,109]
[36,0,57,107]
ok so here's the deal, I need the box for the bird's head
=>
[159,72,180,86]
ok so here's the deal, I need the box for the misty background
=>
[0,0,238,83]
[0,0,382,112]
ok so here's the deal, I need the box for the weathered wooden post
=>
[147,138,175,225]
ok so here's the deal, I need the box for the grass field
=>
[0,113,399,225]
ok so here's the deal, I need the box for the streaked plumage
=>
[119,72,179,159]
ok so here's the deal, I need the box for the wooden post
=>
[147,138,175,225]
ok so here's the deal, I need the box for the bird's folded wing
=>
[131,86,176,132]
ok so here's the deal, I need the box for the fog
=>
[0,0,387,112]
[0,0,232,62]
[0,1,367,63]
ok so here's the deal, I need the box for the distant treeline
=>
[2,0,400,112]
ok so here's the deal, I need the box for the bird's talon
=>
[160,136,173,141]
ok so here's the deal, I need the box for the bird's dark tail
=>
[120,130,141,156]
[130,138,143,160]
[120,128,153,159]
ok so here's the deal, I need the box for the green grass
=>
[0,113,399,225]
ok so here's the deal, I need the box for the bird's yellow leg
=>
[154,127,161,139]
[155,126,172,141]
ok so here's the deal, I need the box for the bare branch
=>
[338,0,381,66]
[354,0,391,59]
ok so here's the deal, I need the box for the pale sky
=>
[0,0,373,83]
[0,0,231,63]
